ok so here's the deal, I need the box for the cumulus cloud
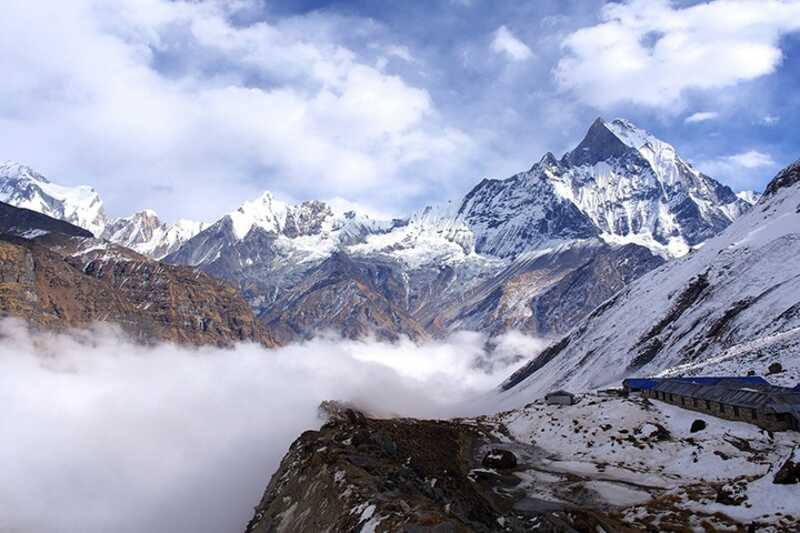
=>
[556,0,800,109]
[697,149,777,189]
[491,25,533,62]
[684,111,719,124]
[726,150,776,169]
[0,319,543,533]
[0,0,470,222]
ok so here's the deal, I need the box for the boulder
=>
[774,448,800,485]
[768,362,784,375]
[481,449,517,470]
[715,484,747,506]
[690,419,707,433]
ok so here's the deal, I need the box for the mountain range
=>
[0,118,758,345]
[500,158,800,403]
[245,158,800,533]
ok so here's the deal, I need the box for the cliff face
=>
[0,202,274,346]
[245,407,629,533]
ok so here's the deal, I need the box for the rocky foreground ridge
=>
[246,396,800,532]
[0,202,274,346]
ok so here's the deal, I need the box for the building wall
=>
[546,395,574,406]
[642,389,792,432]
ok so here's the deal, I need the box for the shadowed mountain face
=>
[0,119,753,344]
[0,201,93,239]
[260,251,431,343]
[500,159,800,401]
[0,202,274,346]
[160,118,743,342]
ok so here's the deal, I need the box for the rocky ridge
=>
[247,395,800,532]
[0,202,273,346]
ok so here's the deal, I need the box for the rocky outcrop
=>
[261,252,431,343]
[247,393,800,532]
[245,407,626,533]
[0,203,274,346]
[773,447,800,485]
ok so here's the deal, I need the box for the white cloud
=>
[697,149,777,189]
[491,25,533,62]
[762,114,780,125]
[0,0,470,222]
[684,111,719,124]
[386,44,414,62]
[726,150,776,169]
[556,0,800,109]
[0,318,543,533]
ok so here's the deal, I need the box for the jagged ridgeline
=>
[0,202,274,346]
[0,118,755,344]
[499,159,800,401]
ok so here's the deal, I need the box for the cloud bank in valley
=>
[0,319,543,533]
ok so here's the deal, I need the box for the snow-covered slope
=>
[501,159,800,402]
[0,161,108,237]
[0,161,208,258]
[737,190,761,205]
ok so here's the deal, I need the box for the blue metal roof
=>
[674,376,770,386]
[623,378,662,390]
[624,376,770,390]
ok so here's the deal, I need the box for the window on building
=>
[733,406,740,417]
[751,409,757,419]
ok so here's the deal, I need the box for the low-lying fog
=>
[0,319,544,533]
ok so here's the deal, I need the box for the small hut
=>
[545,390,576,406]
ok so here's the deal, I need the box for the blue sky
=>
[1,0,799,221]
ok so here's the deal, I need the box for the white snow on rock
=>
[0,161,208,258]
[0,161,109,237]
[479,393,800,530]
[736,190,761,205]
[500,159,800,402]
[551,119,750,258]
[101,210,209,259]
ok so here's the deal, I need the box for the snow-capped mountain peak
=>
[545,118,752,258]
[603,118,659,152]
[736,190,760,205]
[100,209,209,259]
[0,160,109,237]
[501,158,800,400]
[229,191,291,240]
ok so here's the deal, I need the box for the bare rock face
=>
[774,448,800,485]
[481,449,517,470]
[261,252,431,343]
[0,202,274,347]
[245,410,629,533]
[690,419,707,433]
